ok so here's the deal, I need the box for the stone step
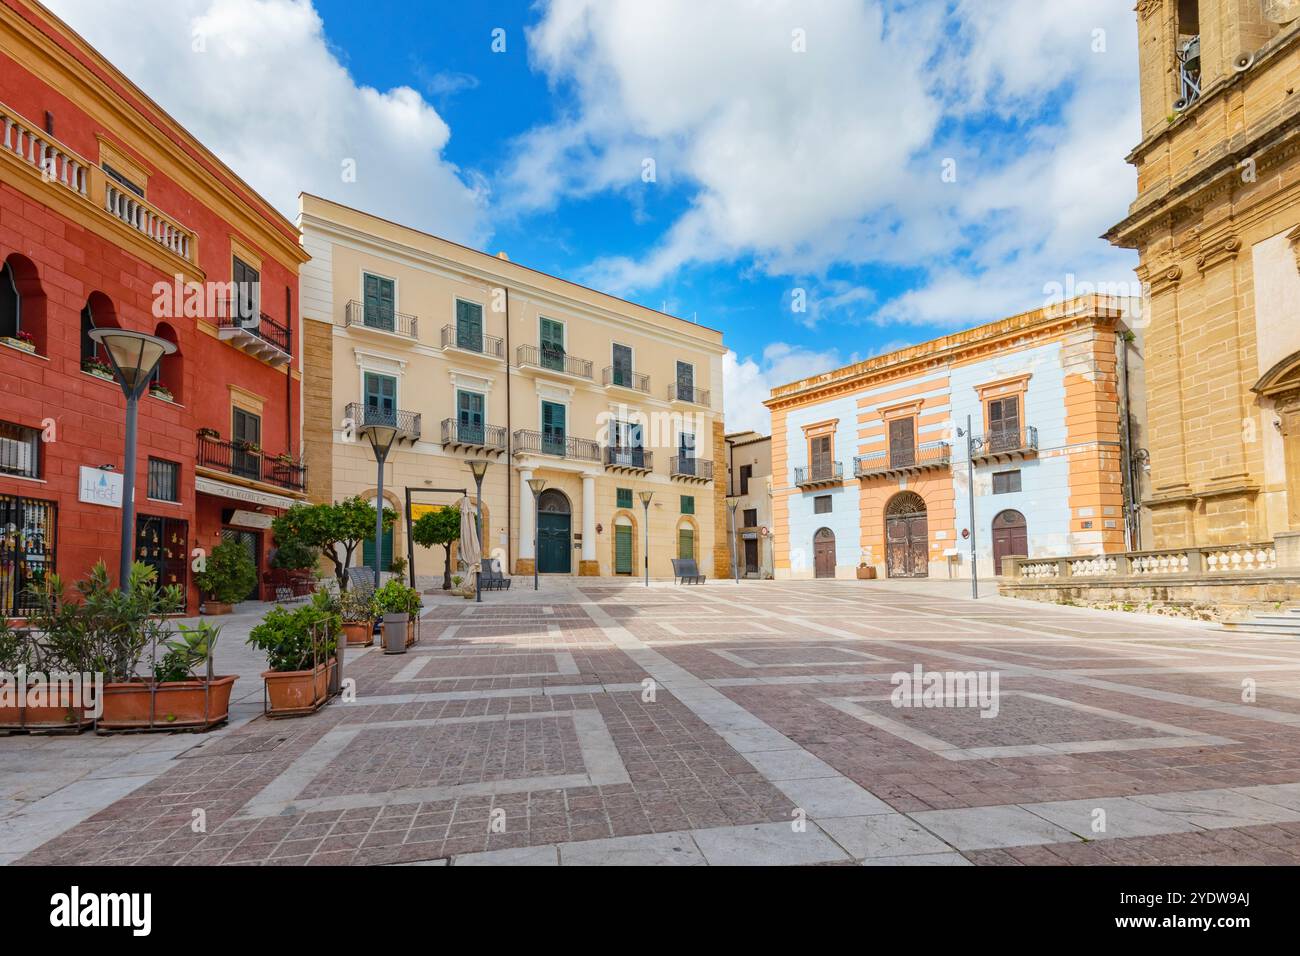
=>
[1221,617,1300,635]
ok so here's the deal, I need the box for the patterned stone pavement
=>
[9,581,1300,866]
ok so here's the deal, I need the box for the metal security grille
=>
[0,421,40,479]
[147,457,180,502]
[0,494,56,617]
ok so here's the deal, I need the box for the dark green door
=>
[538,513,571,573]
[458,390,485,444]
[542,400,566,456]
[362,523,393,572]
[615,525,633,574]
[456,299,482,351]
[540,317,565,371]
[364,273,395,330]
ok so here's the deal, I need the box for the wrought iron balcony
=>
[603,446,653,474]
[513,429,601,462]
[516,344,593,380]
[670,456,713,482]
[440,418,507,454]
[216,305,291,366]
[668,382,710,405]
[344,402,421,445]
[440,324,504,358]
[970,426,1038,463]
[344,299,418,339]
[603,366,650,393]
[855,441,952,479]
[197,434,307,492]
[794,461,843,488]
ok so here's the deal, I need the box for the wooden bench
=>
[671,558,706,585]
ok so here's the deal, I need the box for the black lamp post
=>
[466,459,489,602]
[527,477,546,591]
[726,495,740,583]
[638,490,654,587]
[88,328,176,589]
[357,418,399,588]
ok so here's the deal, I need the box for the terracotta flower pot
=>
[0,679,94,733]
[343,621,373,647]
[203,601,234,616]
[856,566,877,580]
[96,676,237,731]
[405,618,417,647]
[263,662,330,716]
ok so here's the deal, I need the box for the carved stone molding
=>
[1147,263,1183,295]
[1137,0,1163,20]
[1196,236,1242,272]
[1289,224,1300,272]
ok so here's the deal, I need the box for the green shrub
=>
[153,621,221,683]
[0,617,33,672]
[196,541,258,604]
[270,538,319,571]
[338,589,374,624]
[246,590,340,672]
[373,578,421,616]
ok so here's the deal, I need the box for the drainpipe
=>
[504,286,512,572]
[1116,330,1138,552]
[285,286,293,458]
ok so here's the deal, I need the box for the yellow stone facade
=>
[1106,0,1300,547]
[298,195,728,582]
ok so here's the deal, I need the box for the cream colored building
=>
[297,194,728,582]
[724,431,774,578]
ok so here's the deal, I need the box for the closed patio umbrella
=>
[457,496,481,575]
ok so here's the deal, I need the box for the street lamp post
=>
[357,418,400,591]
[88,329,176,589]
[527,477,547,591]
[638,490,654,587]
[959,414,979,600]
[466,459,490,603]
[726,495,740,584]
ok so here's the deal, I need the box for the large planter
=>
[856,566,877,580]
[406,617,417,647]
[343,621,373,647]
[203,601,234,616]
[262,661,331,717]
[96,676,237,732]
[383,613,409,654]
[0,680,93,734]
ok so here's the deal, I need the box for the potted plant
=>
[2,329,35,354]
[148,381,174,402]
[339,588,374,647]
[196,426,220,440]
[0,616,91,732]
[196,539,257,614]
[373,578,420,654]
[856,562,877,580]
[81,358,115,381]
[97,620,237,731]
[235,439,262,456]
[246,590,340,717]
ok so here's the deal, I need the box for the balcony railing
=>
[513,429,601,462]
[2,101,197,263]
[440,418,507,453]
[603,446,653,473]
[668,382,710,405]
[603,366,650,393]
[516,344,593,380]
[344,402,422,443]
[441,324,504,358]
[794,461,843,488]
[971,426,1038,462]
[217,301,291,362]
[855,441,952,479]
[670,456,713,482]
[197,435,307,492]
[345,300,418,339]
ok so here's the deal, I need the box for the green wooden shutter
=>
[678,528,694,560]
[542,401,566,455]
[680,495,694,515]
[612,343,632,386]
[540,318,564,370]
[616,488,632,509]
[361,525,393,572]
[364,274,395,330]
[456,299,483,351]
[457,390,485,443]
[364,373,397,425]
[615,525,633,574]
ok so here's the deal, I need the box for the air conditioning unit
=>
[0,437,34,473]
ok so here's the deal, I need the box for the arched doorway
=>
[537,488,572,573]
[813,527,836,578]
[885,491,929,578]
[992,510,1028,573]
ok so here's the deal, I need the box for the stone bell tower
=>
[1107,0,1300,550]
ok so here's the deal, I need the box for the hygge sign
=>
[78,467,123,508]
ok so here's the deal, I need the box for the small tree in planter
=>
[196,540,257,614]
[412,507,460,590]
[373,579,421,654]
[246,590,341,717]
[338,588,375,647]
[272,497,396,592]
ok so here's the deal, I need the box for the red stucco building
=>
[0,0,309,615]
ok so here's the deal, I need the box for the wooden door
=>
[988,396,1020,451]
[885,494,929,578]
[615,525,633,574]
[991,510,1028,573]
[813,528,836,578]
[889,418,915,468]
[744,538,759,574]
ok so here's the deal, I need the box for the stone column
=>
[579,474,599,575]
[516,468,535,576]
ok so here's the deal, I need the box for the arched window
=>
[79,292,119,371]
[152,322,182,402]
[0,260,18,340]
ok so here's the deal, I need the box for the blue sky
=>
[51,0,1144,431]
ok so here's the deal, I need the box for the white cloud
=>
[507,0,1141,327]
[724,342,857,434]
[46,0,487,243]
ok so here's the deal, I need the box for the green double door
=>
[615,525,633,575]
[538,512,571,573]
